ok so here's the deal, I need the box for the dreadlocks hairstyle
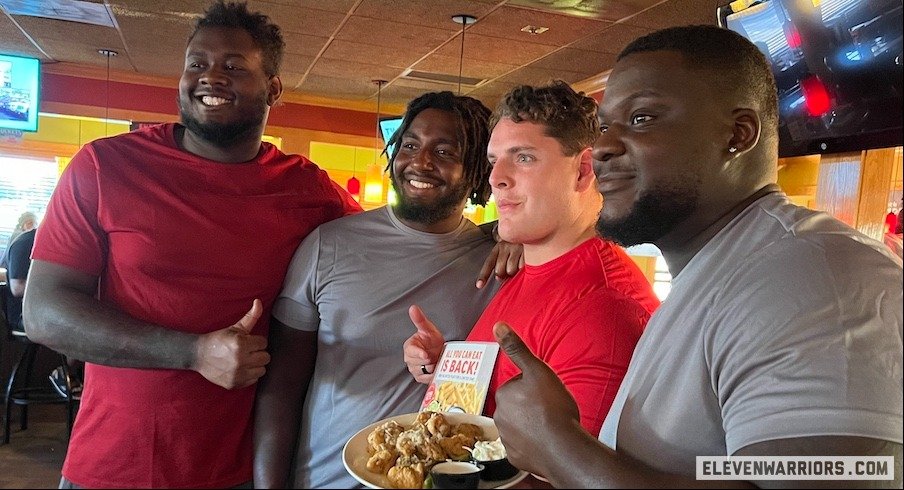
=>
[490,80,599,156]
[619,25,779,138]
[385,92,494,206]
[190,1,285,77]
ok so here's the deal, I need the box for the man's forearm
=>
[253,324,317,488]
[24,284,197,369]
[543,421,751,489]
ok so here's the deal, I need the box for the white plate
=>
[342,412,528,489]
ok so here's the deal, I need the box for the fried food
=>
[387,462,426,489]
[453,423,482,446]
[365,412,487,489]
[366,446,398,475]
[438,434,472,460]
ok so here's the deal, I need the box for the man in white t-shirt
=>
[489,25,902,488]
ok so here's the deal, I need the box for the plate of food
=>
[342,411,528,489]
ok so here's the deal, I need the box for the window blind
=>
[0,156,58,261]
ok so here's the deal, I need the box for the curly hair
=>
[490,80,599,156]
[619,25,779,136]
[189,1,284,77]
[384,92,494,206]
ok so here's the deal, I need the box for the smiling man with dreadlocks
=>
[254,91,518,488]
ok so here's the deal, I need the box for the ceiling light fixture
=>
[98,49,118,136]
[451,14,477,95]
[520,25,549,35]
[362,79,388,203]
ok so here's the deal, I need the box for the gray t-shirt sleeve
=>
[706,236,903,454]
[272,226,324,332]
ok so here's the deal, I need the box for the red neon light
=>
[800,75,831,116]
[785,25,801,49]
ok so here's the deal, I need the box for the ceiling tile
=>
[298,73,382,99]
[353,0,499,29]
[246,3,348,37]
[114,10,192,60]
[281,32,330,57]
[13,15,122,46]
[131,50,185,78]
[377,84,446,108]
[433,33,557,66]
[468,5,610,47]
[497,65,589,86]
[622,0,721,29]
[322,39,424,69]
[278,71,307,90]
[571,23,654,54]
[528,48,617,75]
[113,0,210,15]
[37,38,132,71]
[412,55,519,80]
[307,57,402,82]
[507,0,663,22]
[254,0,359,13]
[336,16,456,48]
[281,54,316,75]
[0,15,50,60]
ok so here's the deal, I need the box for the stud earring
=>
[728,146,738,153]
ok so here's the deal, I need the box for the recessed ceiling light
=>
[520,25,549,35]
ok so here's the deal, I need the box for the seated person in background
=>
[491,25,902,488]
[404,81,660,437]
[3,226,37,332]
[254,91,520,489]
[3,226,84,398]
[0,211,36,269]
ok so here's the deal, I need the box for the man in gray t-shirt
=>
[253,92,512,488]
[488,25,902,488]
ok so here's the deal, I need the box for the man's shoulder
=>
[313,206,389,237]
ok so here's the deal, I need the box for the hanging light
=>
[97,49,118,136]
[346,175,361,198]
[451,14,477,95]
[364,79,388,203]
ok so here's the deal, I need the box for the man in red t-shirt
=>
[403,82,660,436]
[24,2,360,488]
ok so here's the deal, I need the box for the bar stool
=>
[1,282,78,444]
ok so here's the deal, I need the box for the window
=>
[652,255,672,300]
[0,155,58,260]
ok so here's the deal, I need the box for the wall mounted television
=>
[379,116,404,158]
[718,0,902,157]
[0,54,40,132]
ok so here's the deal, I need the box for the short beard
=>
[178,94,267,148]
[390,172,470,226]
[596,183,699,247]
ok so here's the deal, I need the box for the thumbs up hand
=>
[193,299,271,389]
[403,305,446,384]
[493,321,580,477]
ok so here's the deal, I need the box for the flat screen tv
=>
[379,116,403,158]
[0,54,40,132]
[718,0,902,157]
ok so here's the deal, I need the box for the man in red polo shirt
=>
[24,2,360,488]
[404,82,660,437]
